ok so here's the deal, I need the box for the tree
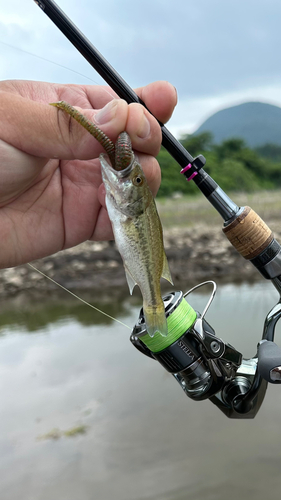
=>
[180,132,213,157]
[256,144,281,162]
[156,134,281,197]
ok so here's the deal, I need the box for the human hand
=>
[0,80,177,268]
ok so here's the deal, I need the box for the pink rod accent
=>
[187,172,198,181]
[180,163,192,174]
[180,163,198,181]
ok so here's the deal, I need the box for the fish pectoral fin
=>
[124,266,137,295]
[161,253,174,285]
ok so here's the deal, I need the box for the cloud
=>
[1,0,280,133]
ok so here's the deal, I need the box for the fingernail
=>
[173,85,178,104]
[95,100,118,125]
[137,112,151,139]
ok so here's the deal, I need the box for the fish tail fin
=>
[144,303,168,338]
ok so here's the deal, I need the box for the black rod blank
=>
[34,0,194,168]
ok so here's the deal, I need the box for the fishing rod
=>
[34,0,281,418]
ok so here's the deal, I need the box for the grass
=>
[156,189,281,230]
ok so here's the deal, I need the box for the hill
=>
[194,102,281,147]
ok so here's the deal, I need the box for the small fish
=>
[100,144,173,337]
[50,101,172,336]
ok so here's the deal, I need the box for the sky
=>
[0,0,281,137]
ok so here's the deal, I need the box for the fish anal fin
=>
[161,252,174,285]
[124,266,137,295]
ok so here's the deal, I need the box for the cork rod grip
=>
[222,206,273,260]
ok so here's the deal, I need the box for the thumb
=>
[0,92,129,160]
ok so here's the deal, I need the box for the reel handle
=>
[258,340,281,383]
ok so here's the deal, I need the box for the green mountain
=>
[194,102,281,147]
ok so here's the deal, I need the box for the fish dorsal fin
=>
[161,253,174,285]
[124,266,137,295]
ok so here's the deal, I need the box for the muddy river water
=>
[0,280,280,500]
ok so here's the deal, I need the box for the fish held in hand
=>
[100,145,173,337]
[49,101,172,336]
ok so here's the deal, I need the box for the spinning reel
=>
[131,281,281,419]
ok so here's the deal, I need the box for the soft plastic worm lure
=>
[114,132,134,171]
[50,101,133,170]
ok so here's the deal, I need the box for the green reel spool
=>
[140,292,197,353]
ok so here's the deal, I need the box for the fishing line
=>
[0,40,116,100]
[2,39,134,330]
[27,263,131,330]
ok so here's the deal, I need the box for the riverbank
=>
[1,190,280,298]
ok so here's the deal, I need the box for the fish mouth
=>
[117,159,135,178]
[100,153,135,185]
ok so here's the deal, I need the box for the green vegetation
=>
[256,144,281,162]
[157,132,281,198]
[37,425,87,441]
[63,425,87,437]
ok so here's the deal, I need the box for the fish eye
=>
[133,175,143,186]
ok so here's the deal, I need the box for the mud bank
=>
[1,222,278,299]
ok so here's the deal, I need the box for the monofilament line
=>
[27,263,131,330]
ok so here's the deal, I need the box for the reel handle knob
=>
[258,340,281,383]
